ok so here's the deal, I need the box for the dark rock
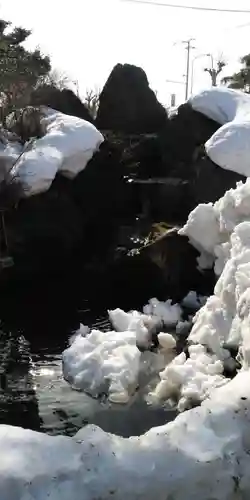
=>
[190,154,245,206]
[160,102,220,172]
[103,228,214,311]
[96,63,167,134]
[30,86,94,122]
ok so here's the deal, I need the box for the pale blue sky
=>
[2,0,250,106]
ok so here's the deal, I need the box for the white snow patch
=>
[189,87,250,177]
[157,332,176,350]
[142,297,182,325]
[206,119,250,177]
[154,181,250,408]
[9,107,104,196]
[1,371,250,499]
[189,86,250,125]
[63,329,140,403]
[180,178,250,275]
[108,308,152,348]
[151,344,228,410]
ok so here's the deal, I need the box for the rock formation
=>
[96,63,167,134]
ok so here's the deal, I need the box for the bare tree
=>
[36,69,70,90]
[84,88,100,119]
[204,59,226,86]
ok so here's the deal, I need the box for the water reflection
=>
[0,314,177,438]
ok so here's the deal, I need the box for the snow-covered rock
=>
[189,87,250,177]
[189,87,250,125]
[0,140,23,181]
[206,119,250,177]
[1,371,250,499]
[9,107,104,196]
[63,329,140,403]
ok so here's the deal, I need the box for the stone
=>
[96,63,167,134]
[30,86,94,122]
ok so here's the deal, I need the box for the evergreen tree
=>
[0,19,51,120]
[222,54,250,93]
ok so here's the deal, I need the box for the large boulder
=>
[161,102,221,172]
[30,86,93,122]
[96,63,167,134]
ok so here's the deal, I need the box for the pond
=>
[0,311,177,438]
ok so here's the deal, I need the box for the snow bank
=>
[180,178,250,275]
[9,107,104,196]
[189,221,250,358]
[1,371,250,499]
[151,181,250,409]
[189,87,250,177]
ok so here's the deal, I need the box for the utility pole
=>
[181,39,195,100]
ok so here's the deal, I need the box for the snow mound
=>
[154,182,250,409]
[206,119,250,177]
[180,178,250,275]
[9,107,104,196]
[151,344,228,411]
[1,371,250,499]
[189,86,250,125]
[63,328,140,403]
[109,298,182,348]
[142,297,182,325]
[108,308,152,348]
[189,221,250,362]
[189,87,250,177]
[63,299,183,403]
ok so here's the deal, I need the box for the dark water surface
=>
[0,313,177,438]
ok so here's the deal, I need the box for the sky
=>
[1,0,250,107]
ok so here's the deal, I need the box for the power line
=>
[121,0,250,14]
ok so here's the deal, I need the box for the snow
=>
[1,371,250,499]
[142,297,182,325]
[63,329,140,403]
[188,221,250,361]
[157,332,176,350]
[179,178,250,275]
[109,298,181,349]
[206,119,250,177]
[189,86,250,125]
[151,345,228,411]
[63,298,183,403]
[153,180,250,409]
[108,308,152,348]
[189,87,250,177]
[9,107,104,196]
